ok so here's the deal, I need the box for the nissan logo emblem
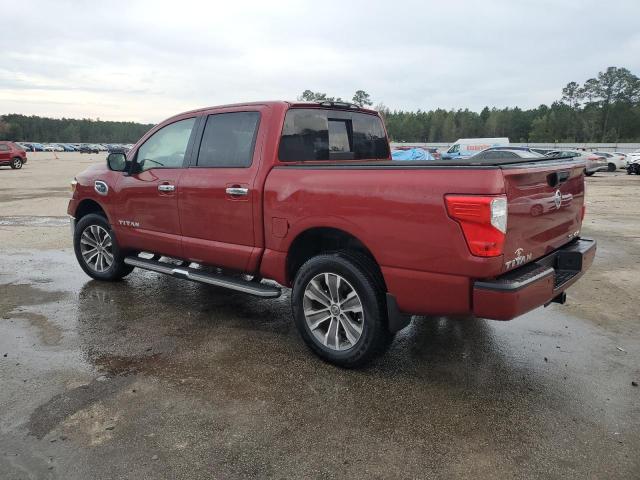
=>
[554,190,562,209]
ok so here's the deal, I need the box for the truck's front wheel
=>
[73,213,133,281]
[291,252,392,367]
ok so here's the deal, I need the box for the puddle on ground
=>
[10,311,63,346]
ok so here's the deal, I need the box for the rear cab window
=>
[278,108,389,161]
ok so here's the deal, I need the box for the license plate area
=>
[555,251,582,271]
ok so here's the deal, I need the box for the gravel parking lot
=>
[1,153,639,479]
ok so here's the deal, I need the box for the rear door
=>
[178,108,264,272]
[114,116,198,258]
[501,159,585,271]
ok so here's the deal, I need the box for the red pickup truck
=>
[68,101,596,366]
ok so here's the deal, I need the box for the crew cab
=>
[68,101,596,366]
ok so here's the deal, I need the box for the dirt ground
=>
[0,152,639,479]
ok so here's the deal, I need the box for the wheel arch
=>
[285,227,385,288]
[74,198,110,223]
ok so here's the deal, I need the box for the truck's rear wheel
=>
[291,252,392,367]
[73,213,133,281]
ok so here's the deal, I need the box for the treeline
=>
[304,66,640,143]
[1,66,638,143]
[0,114,153,143]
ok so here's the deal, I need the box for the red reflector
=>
[445,195,506,257]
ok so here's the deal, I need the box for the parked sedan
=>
[469,148,542,161]
[487,146,545,156]
[0,141,28,169]
[78,145,100,154]
[593,152,626,171]
[545,150,608,176]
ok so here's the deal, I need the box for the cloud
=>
[1,0,639,123]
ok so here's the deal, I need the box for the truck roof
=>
[176,100,378,118]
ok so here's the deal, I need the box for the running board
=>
[124,256,281,298]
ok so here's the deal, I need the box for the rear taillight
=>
[445,195,508,257]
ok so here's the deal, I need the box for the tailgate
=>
[501,160,585,272]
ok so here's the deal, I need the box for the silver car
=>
[545,150,608,176]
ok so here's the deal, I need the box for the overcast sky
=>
[1,0,639,123]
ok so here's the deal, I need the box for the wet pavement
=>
[1,249,639,479]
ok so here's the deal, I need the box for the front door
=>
[114,117,197,258]
[179,109,263,272]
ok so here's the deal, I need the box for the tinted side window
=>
[279,109,389,161]
[136,117,196,171]
[196,112,260,168]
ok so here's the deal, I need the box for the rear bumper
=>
[472,238,596,320]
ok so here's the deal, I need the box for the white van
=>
[441,138,509,159]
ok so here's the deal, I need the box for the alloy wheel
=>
[80,225,114,273]
[303,272,364,351]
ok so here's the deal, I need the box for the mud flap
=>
[386,293,411,333]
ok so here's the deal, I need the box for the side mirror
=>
[107,152,127,172]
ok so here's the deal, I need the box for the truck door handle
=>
[225,187,249,196]
[158,184,175,192]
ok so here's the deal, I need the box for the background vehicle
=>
[593,151,626,171]
[391,147,435,160]
[68,101,595,366]
[627,156,640,174]
[469,148,542,161]
[613,152,628,165]
[0,141,28,169]
[107,144,129,153]
[441,137,509,159]
[78,144,100,154]
[529,147,556,155]
[627,150,640,165]
[545,150,607,176]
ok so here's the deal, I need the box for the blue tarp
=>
[391,148,434,161]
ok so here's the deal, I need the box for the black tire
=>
[10,157,23,169]
[73,213,134,281]
[585,171,594,176]
[607,163,616,172]
[291,251,392,367]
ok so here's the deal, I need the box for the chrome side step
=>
[124,256,281,298]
